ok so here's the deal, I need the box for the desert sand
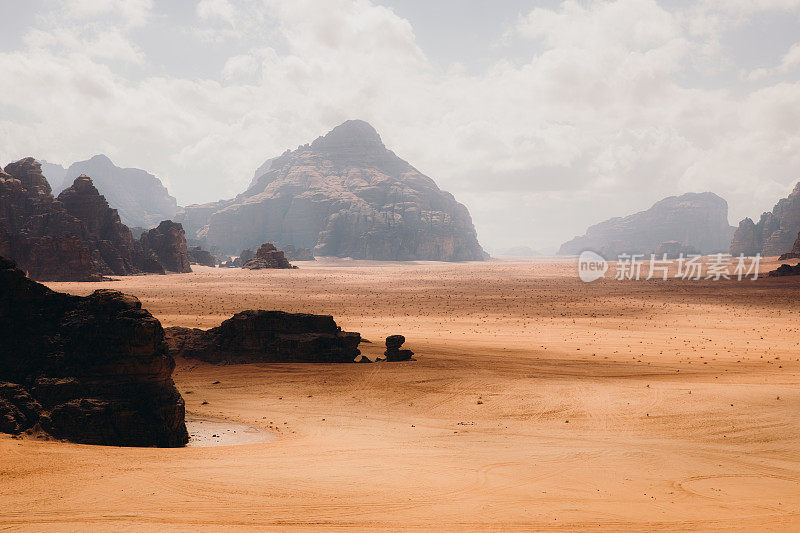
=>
[2,258,799,531]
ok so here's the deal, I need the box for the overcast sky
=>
[2,0,800,252]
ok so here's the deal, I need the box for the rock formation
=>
[57,175,140,276]
[768,263,800,277]
[177,120,486,261]
[281,244,315,261]
[55,154,179,228]
[187,246,216,267]
[0,256,188,446]
[242,243,294,269]
[653,241,700,259]
[778,231,800,261]
[1,159,100,281]
[383,335,414,362]
[559,193,735,259]
[730,182,800,257]
[0,157,192,280]
[136,220,192,273]
[164,310,361,363]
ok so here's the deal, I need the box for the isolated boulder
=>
[177,120,486,261]
[164,310,361,363]
[242,243,294,269]
[0,256,188,446]
[384,334,414,362]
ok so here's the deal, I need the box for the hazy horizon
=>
[3,0,800,252]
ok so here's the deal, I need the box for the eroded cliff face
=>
[177,120,486,261]
[137,220,191,273]
[0,158,191,280]
[0,159,99,281]
[0,256,188,447]
[558,192,736,259]
[730,182,800,257]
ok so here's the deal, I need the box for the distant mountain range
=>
[40,155,178,228]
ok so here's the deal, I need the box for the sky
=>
[2,1,800,253]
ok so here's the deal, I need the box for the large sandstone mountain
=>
[0,256,188,446]
[177,120,486,260]
[46,154,178,228]
[558,192,736,259]
[0,158,190,280]
[730,182,800,257]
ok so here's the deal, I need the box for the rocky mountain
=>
[730,182,800,257]
[177,120,486,261]
[50,154,178,228]
[0,256,188,446]
[0,157,190,281]
[559,192,736,259]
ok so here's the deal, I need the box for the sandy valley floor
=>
[2,258,799,531]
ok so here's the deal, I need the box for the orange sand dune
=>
[2,259,799,531]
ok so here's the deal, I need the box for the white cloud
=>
[3,0,800,250]
[63,0,153,27]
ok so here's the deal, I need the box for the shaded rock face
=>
[731,182,800,257]
[177,120,486,261]
[137,221,191,273]
[0,159,99,281]
[559,193,735,259]
[1,158,191,281]
[164,310,361,363]
[242,243,294,269]
[57,175,139,276]
[0,256,188,446]
[55,155,178,228]
[187,246,216,267]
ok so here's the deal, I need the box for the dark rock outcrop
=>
[242,243,294,269]
[177,120,486,261]
[383,334,414,362]
[559,193,735,259]
[55,155,178,228]
[1,158,191,280]
[164,310,361,363]
[777,229,800,261]
[0,256,188,446]
[136,221,191,273]
[187,246,216,267]
[57,175,140,276]
[730,182,800,257]
[768,263,800,277]
[1,159,100,281]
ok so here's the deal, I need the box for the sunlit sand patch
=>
[185,416,275,447]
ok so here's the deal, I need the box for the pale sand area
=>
[2,258,799,531]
